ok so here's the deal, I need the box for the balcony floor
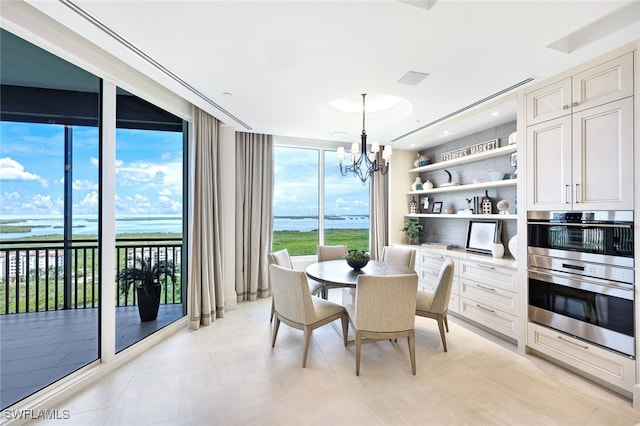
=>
[0,304,183,409]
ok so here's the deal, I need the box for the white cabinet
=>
[525,52,634,211]
[528,322,635,393]
[416,251,459,313]
[525,52,633,126]
[526,97,634,210]
[458,260,518,339]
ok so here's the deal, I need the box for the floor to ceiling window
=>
[0,28,187,409]
[272,144,369,256]
[0,29,100,409]
[114,89,186,352]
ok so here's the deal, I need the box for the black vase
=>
[136,284,162,322]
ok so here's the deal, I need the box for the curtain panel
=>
[369,156,389,260]
[188,107,224,329]
[235,132,274,302]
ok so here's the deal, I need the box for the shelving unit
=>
[409,144,517,174]
[408,178,516,196]
[406,213,517,219]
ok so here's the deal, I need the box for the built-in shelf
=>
[409,144,517,173]
[408,178,517,195]
[406,213,517,219]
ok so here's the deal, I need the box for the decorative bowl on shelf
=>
[344,249,370,270]
[487,172,505,181]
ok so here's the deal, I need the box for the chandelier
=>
[337,94,392,184]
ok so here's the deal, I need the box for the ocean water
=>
[0,214,369,239]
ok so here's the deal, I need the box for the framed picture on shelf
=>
[432,201,443,214]
[465,220,499,254]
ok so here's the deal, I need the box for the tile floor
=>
[26,294,640,425]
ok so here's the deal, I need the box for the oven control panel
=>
[529,254,634,284]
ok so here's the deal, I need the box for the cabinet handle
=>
[572,101,579,107]
[562,104,570,110]
[557,335,588,350]
[476,263,495,270]
[565,184,571,204]
[575,183,581,203]
[476,304,495,313]
[476,284,496,291]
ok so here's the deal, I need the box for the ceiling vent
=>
[398,71,430,86]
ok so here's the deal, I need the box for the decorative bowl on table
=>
[344,249,370,270]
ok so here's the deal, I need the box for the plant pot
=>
[136,284,162,322]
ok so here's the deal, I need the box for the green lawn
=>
[272,228,368,256]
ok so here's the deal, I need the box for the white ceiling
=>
[26,0,640,151]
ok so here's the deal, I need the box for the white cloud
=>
[72,179,98,191]
[0,157,42,181]
[161,152,171,160]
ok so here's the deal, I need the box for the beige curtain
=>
[235,132,274,301]
[188,107,224,329]
[369,158,389,260]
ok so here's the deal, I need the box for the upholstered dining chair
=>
[316,244,348,298]
[268,249,324,323]
[381,246,416,269]
[269,264,348,368]
[345,273,419,376]
[415,258,455,352]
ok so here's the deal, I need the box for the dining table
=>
[305,259,416,299]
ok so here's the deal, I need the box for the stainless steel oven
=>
[527,211,635,357]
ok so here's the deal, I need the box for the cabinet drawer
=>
[419,275,459,295]
[460,260,516,292]
[448,292,459,314]
[418,251,451,270]
[459,297,517,339]
[460,279,517,316]
[527,322,635,392]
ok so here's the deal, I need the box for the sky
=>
[273,146,370,217]
[0,121,183,217]
[0,121,368,219]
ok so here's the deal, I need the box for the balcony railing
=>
[0,238,183,314]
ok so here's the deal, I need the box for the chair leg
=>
[272,315,281,347]
[340,314,349,347]
[302,326,312,368]
[437,316,448,352]
[408,331,416,375]
[355,332,362,376]
[270,299,275,323]
[444,314,449,332]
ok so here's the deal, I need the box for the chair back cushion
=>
[269,248,293,269]
[430,259,455,314]
[317,245,348,261]
[354,274,418,332]
[381,246,416,269]
[269,264,316,324]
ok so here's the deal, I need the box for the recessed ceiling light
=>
[222,92,232,97]
[492,111,500,117]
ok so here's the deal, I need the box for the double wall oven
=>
[527,211,635,357]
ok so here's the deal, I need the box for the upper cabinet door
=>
[525,79,572,126]
[572,97,634,211]
[571,53,634,114]
[526,116,572,210]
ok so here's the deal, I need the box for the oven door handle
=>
[527,221,633,229]
[528,268,634,300]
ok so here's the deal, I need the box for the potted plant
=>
[344,249,370,270]
[117,257,176,322]
[402,218,423,245]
